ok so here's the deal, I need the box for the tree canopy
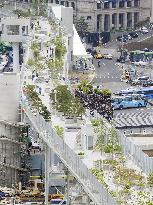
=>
[50,85,85,117]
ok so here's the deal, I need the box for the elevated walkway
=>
[22,102,117,205]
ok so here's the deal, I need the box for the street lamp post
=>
[54,89,57,115]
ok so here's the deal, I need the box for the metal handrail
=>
[22,102,118,205]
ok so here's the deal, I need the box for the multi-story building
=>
[47,0,151,32]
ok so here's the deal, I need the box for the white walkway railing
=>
[22,102,118,205]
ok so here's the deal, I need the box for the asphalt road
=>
[93,58,121,84]
[93,58,153,119]
[93,58,128,89]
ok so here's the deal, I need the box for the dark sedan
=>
[129,32,138,38]
[143,80,153,87]
[117,36,127,42]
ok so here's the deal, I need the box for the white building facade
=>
[47,0,151,32]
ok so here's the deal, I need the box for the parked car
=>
[133,61,140,66]
[143,80,153,87]
[129,32,138,38]
[131,76,150,85]
[103,54,113,59]
[139,61,148,66]
[123,34,132,40]
[133,61,147,66]
[140,27,149,34]
[117,36,127,42]
[143,48,150,52]
[150,23,153,29]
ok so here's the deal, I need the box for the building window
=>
[134,0,139,7]
[127,1,132,7]
[22,26,28,36]
[87,16,91,20]
[112,1,116,8]
[61,1,64,5]
[104,2,109,9]
[71,2,75,9]
[97,2,101,9]
[65,1,69,7]
[119,1,124,8]
[6,25,20,35]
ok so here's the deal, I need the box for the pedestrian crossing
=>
[114,112,153,128]
[95,76,119,79]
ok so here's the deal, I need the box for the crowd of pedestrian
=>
[75,89,113,121]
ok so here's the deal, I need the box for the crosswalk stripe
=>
[114,112,153,128]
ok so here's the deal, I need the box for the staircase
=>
[22,102,118,205]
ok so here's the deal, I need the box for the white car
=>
[133,61,147,66]
[133,61,140,66]
[140,27,149,34]
[103,54,113,59]
[139,61,147,66]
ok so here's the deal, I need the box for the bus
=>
[130,50,153,62]
[112,95,147,110]
[130,50,145,62]
[144,52,153,61]
[117,87,153,99]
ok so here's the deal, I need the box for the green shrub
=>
[26,85,51,120]
[91,119,101,127]
[50,85,85,117]
[148,173,153,187]
[104,144,122,153]
[94,88,112,96]
[103,159,119,166]
[54,125,64,137]
[78,152,85,155]
[77,80,93,93]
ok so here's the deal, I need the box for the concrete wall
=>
[1,17,30,43]
[61,6,73,35]
[51,4,74,70]
[60,7,73,70]
[0,73,20,123]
